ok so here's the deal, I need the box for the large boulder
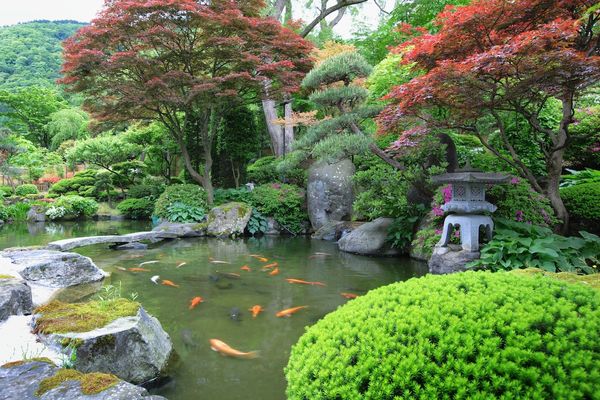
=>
[428,245,480,274]
[312,221,362,241]
[38,306,173,385]
[206,202,252,237]
[26,206,46,223]
[0,279,32,322]
[152,221,206,237]
[307,159,355,231]
[0,360,166,400]
[1,250,106,288]
[338,217,400,256]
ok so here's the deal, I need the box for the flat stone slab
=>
[0,361,167,400]
[0,280,32,322]
[47,231,177,251]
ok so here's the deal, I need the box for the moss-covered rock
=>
[286,271,600,399]
[36,369,119,396]
[206,202,252,237]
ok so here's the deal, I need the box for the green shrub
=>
[246,156,306,186]
[15,184,38,196]
[47,195,98,220]
[153,184,207,221]
[117,198,154,220]
[250,184,307,234]
[246,209,269,236]
[0,185,14,197]
[127,184,165,201]
[0,204,10,221]
[164,202,206,223]
[561,168,600,188]
[213,188,253,206]
[561,182,600,221]
[471,218,600,274]
[386,205,426,250]
[7,202,31,221]
[286,271,600,400]
[486,180,558,227]
[410,227,441,259]
[49,170,98,198]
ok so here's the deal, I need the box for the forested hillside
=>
[0,20,85,91]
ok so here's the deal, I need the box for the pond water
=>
[0,221,428,400]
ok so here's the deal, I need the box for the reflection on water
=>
[0,222,428,400]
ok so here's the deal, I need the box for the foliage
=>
[14,184,38,196]
[49,170,98,198]
[0,185,14,196]
[410,227,442,259]
[511,268,600,291]
[486,180,558,227]
[164,202,206,223]
[310,41,357,65]
[117,198,154,220]
[561,182,600,221]
[6,202,32,221]
[1,135,63,182]
[561,168,600,188]
[0,21,85,91]
[378,0,600,226]
[47,195,98,220]
[213,188,253,206]
[386,206,427,250]
[470,218,600,274]
[366,53,418,101]
[154,184,208,221]
[127,184,165,201]
[250,184,307,234]
[246,156,306,186]
[60,0,313,196]
[287,271,600,399]
[0,86,67,148]
[247,209,269,236]
[47,108,90,150]
[0,205,10,221]
[565,106,600,169]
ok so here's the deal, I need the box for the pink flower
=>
[442,185,452,203]
[510,177,520,185]
[432,205,444,216]
[435,229,442,235]
[453,230,460,238]
[515,210,524,222]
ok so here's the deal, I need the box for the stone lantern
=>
[432,169,510,252]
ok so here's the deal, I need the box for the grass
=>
[34,299,139,334]
[511,268,600,290]
[35,369,119,396]
[97,202,122,217]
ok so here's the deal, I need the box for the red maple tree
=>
[378,0,600,230]
[60,0,313,202]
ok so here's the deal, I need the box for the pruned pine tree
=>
[279,51,401,171]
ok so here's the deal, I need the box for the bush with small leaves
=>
[153,184,207,221]
[48,195,98,220]
[49,170,98,198]
[250,184,307,235]
[286,271,600,400]
[561,182,600,222]
[117,198,154,220]
[0,185,14,197]
[15,184,39,196]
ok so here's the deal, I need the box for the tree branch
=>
[300,0,368,37]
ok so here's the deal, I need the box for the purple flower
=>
[435,229,442,235]
[442,185,452,203]
[433,205,444,217]
[510,177,520,185]
[453,230,460,238]
[515,210,524,222]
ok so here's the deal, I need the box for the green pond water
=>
[0,221,428,400]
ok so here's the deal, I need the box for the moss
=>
[0,274,14,279]
[90,334,116,354]
[192,221,208,230]
[1,358,55,369]
[60,337,84,348]
[511,268,600,290]
[34,299,139,334]
[35,369,119,396]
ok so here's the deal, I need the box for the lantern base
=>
[437,214,494,252]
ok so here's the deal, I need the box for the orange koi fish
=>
[209,339,259,359]
[161,279,179,288]
[340,292,359,299]
[189,296,204,310]
[248,305,264,318]
[285,278,327,287]
[261,262,278,270]
[249,255,268,262]
[276,306,308,318]
[240,265,252,272]
[128,267,150,272]
[269,267,280,276]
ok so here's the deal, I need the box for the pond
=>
[0,221,428,400]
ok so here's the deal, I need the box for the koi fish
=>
[116,267,127,272]
[286,278,326,287]
[261,262,278,270]
[249,255,268,262]
[269,267,280,276]
[151,275,160,284]
[209,339,258,359]
[128,267,150,272]
[276,306,308,318]
[340,292,359,299]
[309,252,332,259]
[124,254,144,259]
[189,296,204,310]
[210,260,231,265]
[176,262,187,269]
[161,279,179,288]
[216,271,241,279]
[240,265,252,272]
[248,305,264,318]
[139,260,159,267]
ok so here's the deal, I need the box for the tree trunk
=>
[203,135,214,205]
[262,97,284,156]
[546,149,568,233]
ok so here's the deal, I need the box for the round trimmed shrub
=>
[50,195,98,220]
[0,185,14,197]
[153,184,207,220]
[246,156,306,186]
[15,184,39,196]
[561,182,600,221]
[286,272,600,399]
[117,198,154,220]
